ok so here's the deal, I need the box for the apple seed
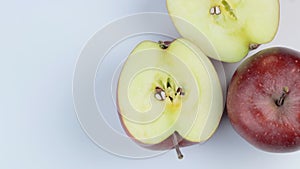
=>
[155,79,185,102]
[155,87,166,101]
[167,78,172,88]
[210,6,221,15]
[176,87,185,96]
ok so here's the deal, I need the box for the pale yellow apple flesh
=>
[117,39,223,149]
[167,0,280,62]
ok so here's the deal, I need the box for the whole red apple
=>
[227,47,300,152]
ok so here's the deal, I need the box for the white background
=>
[1,0,300,168]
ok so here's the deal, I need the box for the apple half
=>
[117,39,224,158]
[167,0,280,62]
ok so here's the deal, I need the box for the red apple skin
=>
[116,102,198,151]
[116,87,198,151]
[227,47,300,152]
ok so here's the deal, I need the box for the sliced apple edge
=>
[117,38,223,150]
[166,0,280,62]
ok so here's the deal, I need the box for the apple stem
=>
[172,133,184,159]
[249,44,260,50]
[275,87,289,107]
[158,41,171,49]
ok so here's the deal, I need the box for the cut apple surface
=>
[167,0,280,62]
[117,39,224,157]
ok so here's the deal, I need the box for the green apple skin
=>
[167,0,280,62]
[117,39,224,152]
